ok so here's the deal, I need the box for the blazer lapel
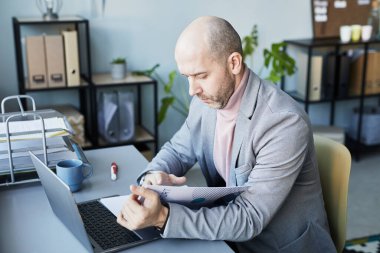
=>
[229,70,262,186]
[202,106,225,186]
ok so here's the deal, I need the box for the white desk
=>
[0,146,233,253]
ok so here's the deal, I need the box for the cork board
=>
[312,0,372,38]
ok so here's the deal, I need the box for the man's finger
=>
[130,185,157,199]
[117,212,131,229]
[143,174,156,185]
[169,174,187,185]
[122,199,139,217]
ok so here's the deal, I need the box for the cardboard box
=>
[348,107,380,145]
[312,125,345,144]
[48,105,86,147]
[44,35,66,88]
[25,36,48,89]
[349,51,380,95]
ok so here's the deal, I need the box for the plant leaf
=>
[262,41,296,84]
[131,63,160,76]
[164,71,177,93]
[158,96,175,125]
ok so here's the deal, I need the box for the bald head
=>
[175,16,243,64]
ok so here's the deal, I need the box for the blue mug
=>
[56,159,93,192]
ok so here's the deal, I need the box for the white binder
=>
[62,30,80,86]
[296,52,323,101]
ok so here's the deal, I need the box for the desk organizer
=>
[0,95,86,186]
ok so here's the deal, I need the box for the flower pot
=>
[111,63,126,80]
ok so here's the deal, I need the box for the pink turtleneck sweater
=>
[213,68,249,185]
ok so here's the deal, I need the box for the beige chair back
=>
[314,135,351,253]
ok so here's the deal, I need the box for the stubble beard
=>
[202,75,235,110]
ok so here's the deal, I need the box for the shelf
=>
[97,125,155,147]
[23,78,89,92]
[287,90,380,103]
[14,16,86,25]
[285,37,380,48]
[13,16,158,154]
[92,73,155,88]
[283,37,380,160]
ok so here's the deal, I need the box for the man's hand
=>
[117,185,169,231]
[142,171,186,186]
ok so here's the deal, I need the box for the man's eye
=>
[197,74,207,79]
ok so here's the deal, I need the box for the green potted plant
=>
[242,25,296,84]
[111,57,127,80]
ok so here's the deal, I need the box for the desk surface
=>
[0,145,233,253]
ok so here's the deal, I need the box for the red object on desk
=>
[111,162,118,181]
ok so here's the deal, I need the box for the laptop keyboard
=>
[78,200,142,250]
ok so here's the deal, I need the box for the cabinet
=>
[12,16,158,156]
[281,37,380,160]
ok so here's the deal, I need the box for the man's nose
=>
[188,77,201,96]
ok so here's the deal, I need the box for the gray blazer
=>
[141,70,336,253]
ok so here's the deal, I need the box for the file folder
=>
[44,35,66,88]
[25,36,48,89]
[297,53,323,101]
[98,91,135,143]
[98,91,119,143]
[62,30,80,86]
[118,91,135,141]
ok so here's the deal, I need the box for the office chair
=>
[313,134,351,253]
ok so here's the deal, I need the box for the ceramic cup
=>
[361,25,373,42]
[351,25,362,42]
[56,159,93,192]
[340,25,352,43]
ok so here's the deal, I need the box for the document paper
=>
[100,185,248,216]
[0,117,69,142]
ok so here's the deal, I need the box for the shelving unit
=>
[91,73,158,154]
[281,37,380,160]
[12,16,159,156]
[12,16,93,146]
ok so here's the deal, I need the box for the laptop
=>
[29,152,161,253]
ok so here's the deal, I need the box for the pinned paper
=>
[315,14,328,22]
[334,0,347,8]
[315,6,328,14]
[358,0,370,5]
[314,0,329,7]
[314,0,329,22]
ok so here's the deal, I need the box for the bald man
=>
[117,16,336,253]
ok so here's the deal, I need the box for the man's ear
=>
[228,52,243,75]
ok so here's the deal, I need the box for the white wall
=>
[2,0,351,147]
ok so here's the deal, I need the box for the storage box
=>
[349,51,380,96]
[348,106,380,145]
[312,125,345,144]
[48,105,87,147]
